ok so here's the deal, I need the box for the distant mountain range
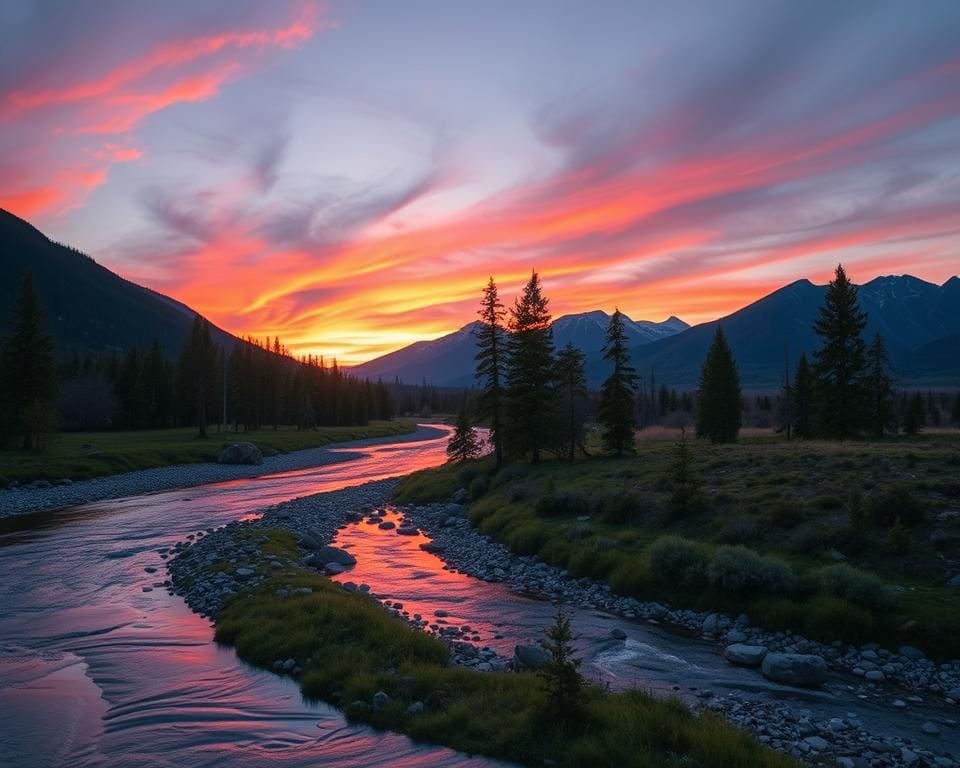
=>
[351,312,689,387]
[0,209,237,357]
[354,276,960,390]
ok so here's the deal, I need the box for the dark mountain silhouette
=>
[0,208,237,357]
[351,312,689,387]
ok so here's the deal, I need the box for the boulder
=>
[452,488,469,504]
[945,687,960,703]
[610,628,627,641]
[372,691,389,711]
[217,442,263,465]
[320,546,357,566]
[396,526,419,536]
[378,521,396,530]
[724,644,769,667]
[760,652,828,687]
[324,562,347,575]
[702,613,721,636]
[514,644,551,670]
[419,542,446,554]
[405,701,425,716]
[898,645,925,660]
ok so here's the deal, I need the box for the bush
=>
[597,492,642,524]
[504,524,548,554]
[490,464,526,489]
[804,595,877,644]
[535,490,591,518]
[609,559,652,596]
[869,483,926,526]
[707,545,795,595]
[765,500,805,528]
[647,536,709,591]
[715,514,760,544]
[808,563,891,610]
[786,523,828,554]
[885,518,911,555]
[469,476,490,501]
[458,463,484,485]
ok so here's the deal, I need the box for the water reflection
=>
[0,426,506,768]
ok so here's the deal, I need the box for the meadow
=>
[394,432,960,658]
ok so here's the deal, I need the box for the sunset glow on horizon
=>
[2,1,959,364]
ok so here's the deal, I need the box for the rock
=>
[566,523,593,541]
[419,542,445,554]
[235,567,256,579]
[396,526,419,536]
[898,645,925,660]
[702,613,721,635]
[827,548,847,561]
[405,701,424,716]
[378,521,396,530]
[372,691,389,711]
[803,735,829,751]
[946,687,960,703]
[760,653,828,687]
[900,748,920,765]
[724,644,769,667]
[948,574,960,587]
[725,629,747,644]
[865,670,885,682]
[514,644,551,670]
[452,488,468,504]
[434,609,448,617]
[324,562,347,575]
[216,442,263,465]
[320,546,357,566]
[921,721,941,735]
[282,658,296,671]
[610,628,627,641]
[893,699,907,709]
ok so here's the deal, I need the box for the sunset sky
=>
[2,1,959,364]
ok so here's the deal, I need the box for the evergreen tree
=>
[447,405,482,463]
[812,264,868,438]
[951,390,960,426]
[0,271,57,449]
[792,353,814,439]
[598,309,638,455]
[695,326,741,443]
[475,277,508,469]
[555,342,587,460]
[538,607,582,723]
[505,271,555,463]
[667,438,706,517]
[177,315,217,437]
[866,333,896,438]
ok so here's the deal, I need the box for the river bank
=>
[167,482,958,767]
[0,424,434,520]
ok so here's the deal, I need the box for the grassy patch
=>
[0,420,415,483]
[213,546,797,768]
[393,435,960,658]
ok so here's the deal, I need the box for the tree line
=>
[449,266,960,462]
[0,270,393,450]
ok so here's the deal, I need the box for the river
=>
[0,427,956,767]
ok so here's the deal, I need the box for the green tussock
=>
[212,546,797,768]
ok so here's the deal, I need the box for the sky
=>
[2,1,959,364]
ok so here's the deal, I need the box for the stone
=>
[419,542,446,554]
[898,645,925,660]
[282,658,296,671]
[324,562,347,575]
[725,629,747,644]
[803,736,829,751]
[235,567,255,579]
[921,721,941,735]
[396,525,419,536]
[320,546,357,566]
[893,699,907,709]
[514,644,551,670]
[378,521,396,530]
[900,749,919,765]
[216,442,263,465]
[865,670,885,682]
[702,613,721,635]
[948,574,960,587]
[405,701,424,716]
[372,691,389,711]
[724,644,769,667]
[610,628,627,641]
[452,488,468,503]
[946,687,960,702]
[760,653,828,687]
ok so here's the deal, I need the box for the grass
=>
[393,434,960,659]
[212,529,797,768]
[0,420,415,483]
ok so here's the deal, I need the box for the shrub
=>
[490,464,526,489]
[884,518,911,555]
[804,595,877,644]
[503,523,548,555]
[666,440,707,518]
[765,500,805,528]
[750,597,801,632]
[647,536,709,591]
[808,563,891,610]
[458,463,483,485]
[598,492,642,524]
[609,559,652,596]
[707,545,795,595]
[469,476,490,501]
[786,523,828,554]
[509,482,536,503]
[536,490,591,518]
[869,483,926,526]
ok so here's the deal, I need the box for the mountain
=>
[614,275,960,390]
[0,209,236,357]
[351,312,689,387]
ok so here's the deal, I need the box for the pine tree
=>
[903,391,925,435]
[696,327,741,443]
[177,315,217,437]
[475,277,508,469]
[951,390,960,426]
[0,271,57,449]
[447,405,482,463]
[812,264,868,438]
[667,438,705,518]
[866,333,896,438]
[793,353,814,439]
[505,271,555,463]
[538,607,582,723]
[598,309,638,455]
[555,342,587,460]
